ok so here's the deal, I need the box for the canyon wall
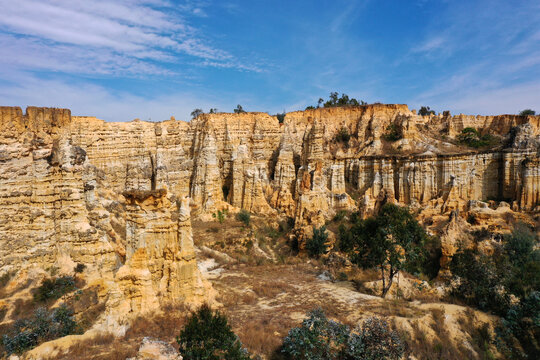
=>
[0,104,538,328]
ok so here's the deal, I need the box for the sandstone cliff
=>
[0,104,538,333]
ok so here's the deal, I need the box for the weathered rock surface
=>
[0,104,538,330]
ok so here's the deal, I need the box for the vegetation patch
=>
[457,127,496,148]
[1,305,79,355]
[280,308,404,360]
[305,226,328,258]
[382,123,403,142]
[33,276,76,303]
[177,304,252,360]
[449,223,540,358]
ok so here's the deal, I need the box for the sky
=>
[0,0,539,121]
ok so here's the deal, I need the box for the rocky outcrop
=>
[0,104,538,328]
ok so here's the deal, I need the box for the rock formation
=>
[0,104,538,331]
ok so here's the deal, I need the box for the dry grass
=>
[55,303,190,360]
[53,333,138,360]
[251,280,293,298]
[234,314,291,357]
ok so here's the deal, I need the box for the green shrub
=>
[236,209,251,227]
[449,224,540,358]
[212,209,227,224]
[74,264,86,274]
[382,123,402,141]
[177,304,251,360]
[335,127,351,145]
[458,127,495,148]
[281,308,403,360]
[1,305,78,355]
[33,276,76,303]
[305,226,328,258]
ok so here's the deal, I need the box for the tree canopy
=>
[519,109,536,116]
[177,304,251,360]
[234,105,246,113]
[338,204,432,297]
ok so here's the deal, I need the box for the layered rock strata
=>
[0,104,538,324]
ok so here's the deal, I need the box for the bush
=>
[33,276,76,302]
[212,209,228,224]
[449,224,540,358]
[1,305,79,355]
[236,209,251,227]
[382,123,402,142]
[74,264,86,274]
[458,127,495,148]
[281,308,403,360]
[177,304,251,360]
[335,127,351,145]
[276,113,286,123]
[305,226,328,258]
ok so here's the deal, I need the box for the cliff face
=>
[0,104,538,328]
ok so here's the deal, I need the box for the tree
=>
[317,98,324,108]
[342,204,429,297]
[306,226,328,258]
[2,305,79,355]
[281,308,404,360]
[209,108,218,114]
[418,106,435,116]
[276,112,286,124]
[234,105,245,113]
[519,109,535,116]
[191,108,203,119]
[177,304,251,360]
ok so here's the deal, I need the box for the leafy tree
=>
[305,105,316,110]
[306,226,328,258]
[449,224,540,358]
[341,204,430,297]
[322,92,363,108]
[281,308,403,360]
[519,109,536,116]
[1,305,79,355]
[496,291,540,359]
[418,106,435,116]
[191,108,203,119]
[317,98,324,108]
[209,108,218,114]
[234,105,246,113]
[449,248,510,314]
[276,112,286,124]
[236,209,251,227]
[177,304,251,360]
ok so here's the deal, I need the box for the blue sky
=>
[0,0,539,121]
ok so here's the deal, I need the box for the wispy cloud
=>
[406,0,540,114]
[0,0,258,76]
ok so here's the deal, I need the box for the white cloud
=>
[0,0,257,77]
